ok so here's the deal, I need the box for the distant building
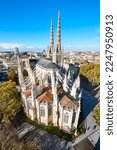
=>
[17,11,82,133]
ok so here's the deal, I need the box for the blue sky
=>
[0,0,100,50]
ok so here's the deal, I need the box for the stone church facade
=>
[17,11,82,133]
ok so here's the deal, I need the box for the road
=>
[73,88,100,150]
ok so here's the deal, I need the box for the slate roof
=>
[37,58,59,69]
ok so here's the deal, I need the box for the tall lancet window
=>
[40,107,45,117]
[64,113,69,124]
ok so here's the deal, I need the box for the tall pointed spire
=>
[50,19,54,52]
[52,10,63,67]
[56,10,61,51]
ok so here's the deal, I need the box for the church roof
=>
[37,87,53,103]
[23,90,31,97]
[43,86,62,96]
[59,94,79,109]
[37,58,59,69]
[35,81,39,87]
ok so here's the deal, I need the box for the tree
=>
[0,81,21,123]
[7,68,17,81]
[80,63,100,86]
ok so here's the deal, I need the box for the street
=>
[73,88,100,150]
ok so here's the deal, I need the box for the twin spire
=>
[56,10,61,51]
[49,10,61,53]
[50,19,54,50]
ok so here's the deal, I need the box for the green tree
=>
[80,63,100,85]
[0,81,21,124]
[7,68,17,81]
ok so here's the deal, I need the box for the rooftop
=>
[37,58,59,69]
[23,90,31,97]
[60,93,79,109]
[37,88,53,103]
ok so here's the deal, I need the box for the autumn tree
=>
[7,67,17,81]
[0,81,21,124]
[80,63,100,85]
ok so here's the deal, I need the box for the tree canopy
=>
[80,63,100,85]
[0,81,21,123]
[7,68,17,81]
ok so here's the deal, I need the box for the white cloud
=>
[0,43,23,49]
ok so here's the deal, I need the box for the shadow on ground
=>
[81,89,99,120]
